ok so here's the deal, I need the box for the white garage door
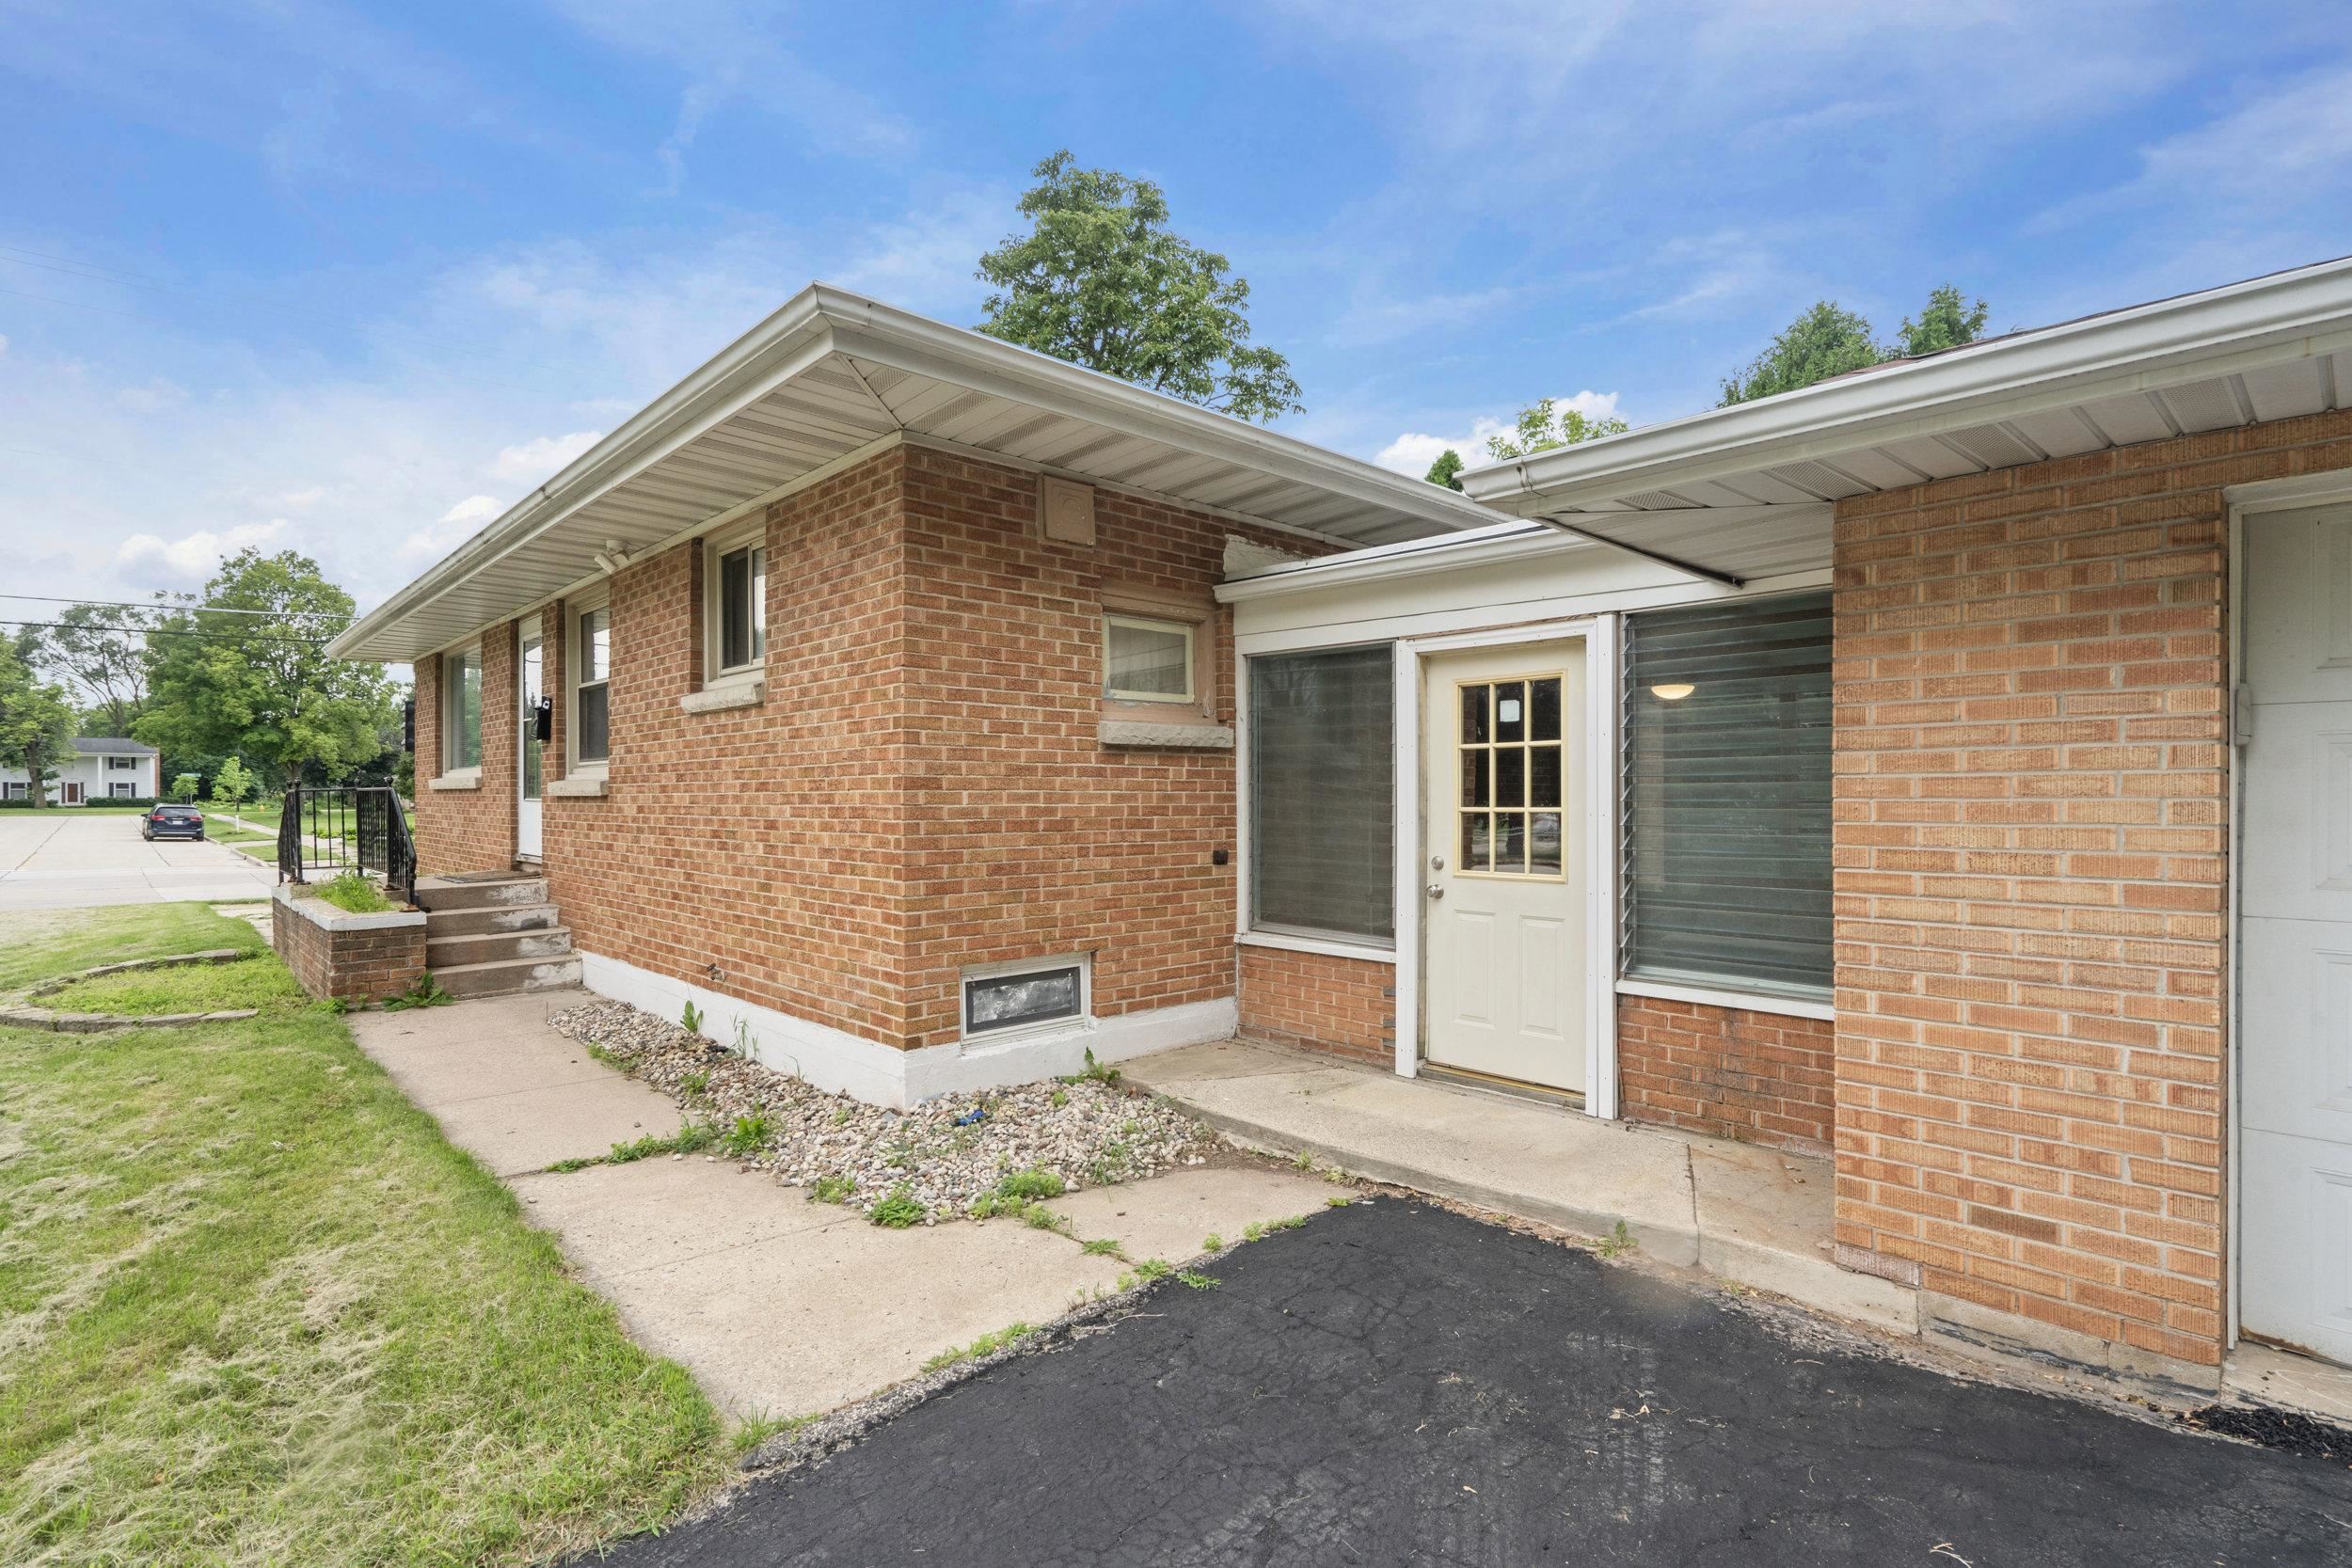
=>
[2241,500,2352,1365]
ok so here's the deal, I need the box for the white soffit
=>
[1461,255,2352,580]
[333,285,1502,663]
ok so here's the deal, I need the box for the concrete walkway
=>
[1129,1037,1916,1332]
[351,993,1332,1421]
[0,810,278,909]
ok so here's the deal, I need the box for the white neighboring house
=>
[0,737,160,804]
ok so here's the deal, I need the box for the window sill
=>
[1613,977,1835,1022]
[1099,720,1234,750]
[1239,929,1397,964]
[682,675,764,714]
[547,775,609,799]
[428,769,482,792]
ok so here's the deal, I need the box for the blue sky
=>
[4,0,2349,616]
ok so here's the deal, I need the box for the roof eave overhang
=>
[1461,256,2352,514]
[332,284,1504,664]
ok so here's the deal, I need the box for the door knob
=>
[1425,883,1444,900]
[1430,854,1445,870]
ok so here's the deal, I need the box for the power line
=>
[2,617,336,645]
[0,593,347,621]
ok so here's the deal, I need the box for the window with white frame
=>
[1104,614,1195,704]
[4,782,27,800]
[706,528,767,680]
[1248,644,1395,944]
[106,756,139,771]
[441,648,483,772]
[961,957,1089,1038]
[571,601,612,768]
[110,781,136,799]
[1621,592,1832,999]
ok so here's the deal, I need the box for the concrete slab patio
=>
[351,992,1332,1421]
[1129,1037,1916,1333]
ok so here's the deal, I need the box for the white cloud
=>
[115,519,288,582]
[402,494,503,561]
[490,431,601,483]
[1375,391,1623,477]
[0,334,10,356]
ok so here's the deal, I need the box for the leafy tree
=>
[208,755,254,814]
[135,548,397,790]
[40,600,160,736]
[1719,302,1883,405]
[1423,449,1466,491]
[1485,397,1631,460]
[168,771,201,803]
[977,150,1303,422]
[1894,284,1991,358]
[0,636,77,809]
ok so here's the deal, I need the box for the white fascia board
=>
[1462,255,2352,512]
[1216,520,1576,603]
[336,280,1510,663]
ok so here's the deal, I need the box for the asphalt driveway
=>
[591,1199,2352,1567]
[0,810,277,910]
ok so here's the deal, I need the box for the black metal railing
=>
[277,785,418,907]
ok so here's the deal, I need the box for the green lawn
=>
[0,907,729,1565]
[39,953,306,1015]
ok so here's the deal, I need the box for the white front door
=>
[517,633,544,860]
[1421,641,1587,1092]
[2241,500,2352,1365]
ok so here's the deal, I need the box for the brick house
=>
[336,259,2352,1386]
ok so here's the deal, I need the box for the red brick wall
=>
[1236,946,1395,1067]
[543,451,915,1044]
[411,619,516,876]
[897,446,1320,1047]
[1832,407,2352,1368]
[272,898,427,1005]
[1618,997,1836,1152]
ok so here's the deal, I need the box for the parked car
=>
[142,805,206,841]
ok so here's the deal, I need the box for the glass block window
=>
[1248,644,1394,943]
[1621,593,1833,998]
[963,962,1086,1036]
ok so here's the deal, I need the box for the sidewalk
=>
[349,994,1332,1420]
[1127,1037,1917,1332]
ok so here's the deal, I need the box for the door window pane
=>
[1622,593,1833,998]
[520,638,543,798]
[1454,673,1565,879]
[1105,615,1194,702]
[1248,645,1394,942]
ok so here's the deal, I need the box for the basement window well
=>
[961,958,1089,1039]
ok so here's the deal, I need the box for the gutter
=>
[1461,253,2352,512]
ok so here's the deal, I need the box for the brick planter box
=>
[272,884,428,1004]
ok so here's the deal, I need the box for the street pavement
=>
[0,810,278,911]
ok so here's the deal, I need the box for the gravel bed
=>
[547,998,1216,1222]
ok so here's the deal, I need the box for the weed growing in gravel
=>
[809,1174,855,1204]
[1177,1270,1218,1290]
[1291,1149,1314,1172]
[722,1114,772,1158]
[1131,1258,1173,1281]
[1057,1048,1120,1086]
[584,1040,623,1068]
[1201,1233,1223,1252]
[1595,1219,1636,1259]
[680,1001,706,1037]
[1049,1088,1069,1108]
[1080,1238,1123,1258]
[920,1321,1039,1373]
[1020,1203,1069,1234]
[996,1167,1064,1200]
[868,1186,926,1228]
[678,1069,710,1099]
[1243,1221,1264,1242]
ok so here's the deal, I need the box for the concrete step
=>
[431,953,582,999]
[423,901,562,938]
[414,874,550,913]
[428,926,575,969]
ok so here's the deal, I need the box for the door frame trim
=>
[1394,616,1620,1117]
[2225,467,2352,1353]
